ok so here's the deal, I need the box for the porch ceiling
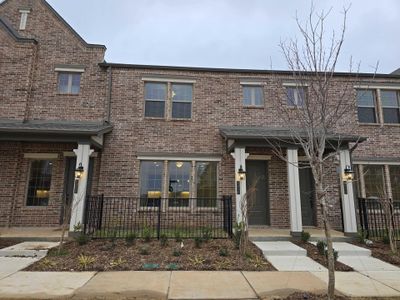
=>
[0,119,113,148]
[219,126,367,152]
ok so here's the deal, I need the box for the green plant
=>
[219,247,229,257]
[142,226,152,242]
[139,245,150,255]
[215,259,232,270]
[357,230,367,244]
[245,252,253,259]
[316,240,326,255]
[233,222,244,249]
[73,222,82,232]
[172,249,182,257]
[125,232,137,246]
[383,235,390,245]
[160,234,168,247]
[110,257,126,268]
[301,231,311,242]
[194,237,203,248]
[75,234,89,246]
[78,254,95,270]
[189,255,205,267]
[175,231,182,242]
[39,258,56,268]
[249,256,267,268]
[201,227,212,241]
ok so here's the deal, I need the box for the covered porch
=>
[220,126,365,237]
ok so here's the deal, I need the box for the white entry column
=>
[287,148,302,236]
[231,147,249,223]
[69,143,94,232]
[339,149,358,235]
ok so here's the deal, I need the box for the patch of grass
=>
[142,227,152,243]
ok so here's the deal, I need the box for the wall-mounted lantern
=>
[238,165,246,181]
[75,162,84,179]
[342,165,354,182]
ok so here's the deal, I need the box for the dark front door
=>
[61,157,94,224]
[246,160,269,225]
[299,166,316,226]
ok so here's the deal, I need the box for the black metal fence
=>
[83,195,233,239]
[358,198,400,240]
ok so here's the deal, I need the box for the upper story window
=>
[356,89,377,123]
[27,160,53,206]
[242,86,263,107]
[144,81,193,120]
[58,73,81,95]
[381,90,400,124]
[19,9,30,30]
[145,82,167,118]
[286,86,306,107]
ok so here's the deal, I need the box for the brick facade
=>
[1,0,399,231]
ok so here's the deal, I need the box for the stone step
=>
[253,241,307,256]
[310,242,371,257]
[0,242,58,258]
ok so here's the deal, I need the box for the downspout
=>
[106,66,113,123]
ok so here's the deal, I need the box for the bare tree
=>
[267,4,361,299]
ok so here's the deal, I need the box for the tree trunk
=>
[318,184,335,300]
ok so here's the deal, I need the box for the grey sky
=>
[46,0,399,73]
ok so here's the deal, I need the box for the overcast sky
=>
[44,0,399,73]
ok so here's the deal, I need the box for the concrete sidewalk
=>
[0,270,399,299]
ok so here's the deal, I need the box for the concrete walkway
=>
[0,270,399,299]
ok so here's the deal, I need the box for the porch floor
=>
[0,227,66,242]
[249,227,351,242]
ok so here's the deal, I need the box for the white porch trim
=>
[287,148,303,235]
[69,143,94,232]
[231,147,249,224]
[339,149,358,235]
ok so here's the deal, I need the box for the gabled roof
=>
[0,16,37,43]
[392,68,400,75]
[0,0,105,49]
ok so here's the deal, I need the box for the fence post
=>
[97,194,104,231]
[223,195,233,238]
[157,198,161,240]
[361,198,369,239]
[83,195,90,234]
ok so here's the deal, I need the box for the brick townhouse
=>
[1,0,399,236]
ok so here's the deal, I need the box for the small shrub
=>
[316,240,326,255]
[189,255,205,266]
[142,227,152,242]
[202,227,213,242]
[323,249,339,262]
[175,231,182,242]
[194,237,203,248]
[301,231,311,242]
[40,258,56,268]
[75,234,89,246]
[78,254,95,270]
[219,247,229,257]
[173,249,182,257]
[245,252,253,259]
[125,232,137,246]
[233,222,244,249]
[249,256,267,268]
[139,245,150,255]
[160,234,168,247]
[357,230,367,244]
[110,257,126,268]
[383,235,390,245]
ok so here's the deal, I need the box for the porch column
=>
[231,147,249,224]
[69,143,94,232]
[287,148,302,236]
[339,149,358,235]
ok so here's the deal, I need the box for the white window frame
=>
[57,72,82,95]
[242,85,264,107]
[19,9,30,30]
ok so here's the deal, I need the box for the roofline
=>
[0,0,106,49]
[99,62,400,79]
[0,17,37,43]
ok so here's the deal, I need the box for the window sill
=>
[357,123,381,126]
[25,205,49,209]
[383,123,400,127]
[170,118,192,122]
[56,93,80,96]
[144,117,166,120]
[243,106,264,109]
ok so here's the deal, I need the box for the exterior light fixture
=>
[238,165,246,181]
[176,161,183,168]
[75,162,84,179]
[342,165,354,182]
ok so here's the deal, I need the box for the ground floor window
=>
[139,159,218,208]
[389,165,400,201]
[363,165,385,198]
[26,160,53,206]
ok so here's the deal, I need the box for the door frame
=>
[298,162,317,227]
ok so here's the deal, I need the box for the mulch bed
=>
[353,241,400,267]
[26,238,276,272]
[293,241,353,272]
[282,292,349,300]
[0,239,20,249]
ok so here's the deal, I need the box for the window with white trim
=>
[242,86,263,107]
[58,73,81,95]
[356,89,377,123]
[144,83,167,118]
[381,90,400,124]
[19,9,30,30]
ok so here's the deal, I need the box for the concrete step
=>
[266,255,326,271]
[0,242,59,258]
[253,241,307,256]
[310,242,371,257]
